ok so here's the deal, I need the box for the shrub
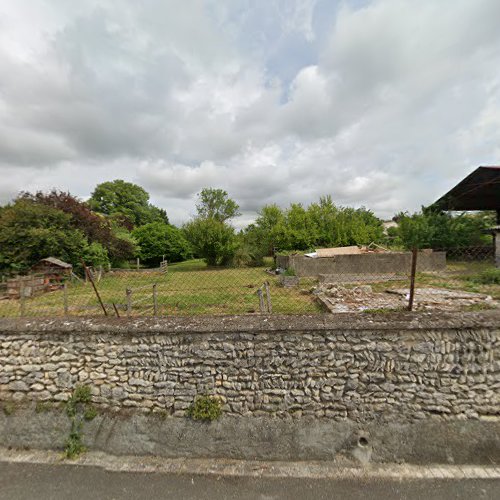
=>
[186,395,223,421]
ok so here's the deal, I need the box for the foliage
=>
[65,385,94,459]
[16,191,136,266]
[392,208,494,249]
[184,188,240,266]
[184,218,238,266]
[282,268,296,277]
[35,401,52,413]
[466,268,500,285]
[0,199,89,273]
[243,196,385,258]
[82,242,110,269]
[2,402,15,416]
[186,395,223,421]
[132,222,191,265]
[89,179,169,227]
[195,188,240,222]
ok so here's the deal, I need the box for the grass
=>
[0,260,322,317]
[1,259,497,318]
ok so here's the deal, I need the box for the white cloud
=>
[0,0,499,226]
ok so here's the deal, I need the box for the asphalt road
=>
[0,462,498,500]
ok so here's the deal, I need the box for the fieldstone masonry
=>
[0,313,499,422]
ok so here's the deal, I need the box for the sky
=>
[0,0,499,227]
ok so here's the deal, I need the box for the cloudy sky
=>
[1,0,499,226]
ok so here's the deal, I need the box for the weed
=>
[83,405,98,421]
[2,402,15,416]
[35,401,52,413]
[186,395,223,422]
[65,420,85,459]
[466,268,500,285]
[64,385,95,459]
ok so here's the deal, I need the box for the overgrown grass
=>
[0,260,322,317]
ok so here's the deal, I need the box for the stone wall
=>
[276,251,446,277]
[0,313,498,422]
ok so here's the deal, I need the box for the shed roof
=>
[433,166,500,211]
[36,257,73,269]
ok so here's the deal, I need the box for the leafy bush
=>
[186,395,223,421]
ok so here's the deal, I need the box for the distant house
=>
[30,257,73,281]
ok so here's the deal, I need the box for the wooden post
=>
[264,281,272,313]
[136,258,140,270]
[153,284,158,317]
[408,247,418,311]
[63,282,69,316]
[257,288,265,313]
[126,288,132,317]
[19,279,26,317]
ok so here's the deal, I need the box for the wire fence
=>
[0,247,498,318]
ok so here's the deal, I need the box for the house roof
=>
[37,257,73,269]
[433,166,500,211]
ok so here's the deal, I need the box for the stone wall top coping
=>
[0,311,498,335]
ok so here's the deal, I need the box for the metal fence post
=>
[408,247,418,311]
[153,284,158,317]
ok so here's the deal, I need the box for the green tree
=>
[0,200,89,272]
[184,218,238,266]
[89,180,168,227]
[184,189,240,266]
[133,222,191,265]
[195,188,241,222]
[393,208,493,249]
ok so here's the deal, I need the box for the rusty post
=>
[408,247,418,311]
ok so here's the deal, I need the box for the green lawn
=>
[0,260,322,318]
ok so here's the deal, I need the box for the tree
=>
[195,188,240,222]
[184,218,238,266]
[20,190,136,265]
[185,189,240,266]
[0,200,89,272]
[89,180,169,227]
[132,222,191,265]
[393,208,494,249]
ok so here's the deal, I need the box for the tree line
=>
[0,179,494,273]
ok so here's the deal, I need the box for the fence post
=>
[126,288,132,317]
[20,279,26,317]
[153,284,158,317]
[136,258,140,270]
[264,281,272,313]
[408,247,418,311]
[257,288,265,313]
[63,282,69,316]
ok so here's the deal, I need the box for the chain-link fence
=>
[0,247,498,318]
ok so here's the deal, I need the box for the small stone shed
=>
[434,165,500,267]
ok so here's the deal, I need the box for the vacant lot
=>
[0,259,498,318]
[0,260,322,317]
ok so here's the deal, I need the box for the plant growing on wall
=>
[64,385,97,459]
[186,395,223,421]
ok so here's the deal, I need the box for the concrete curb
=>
[0,447,498,480]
